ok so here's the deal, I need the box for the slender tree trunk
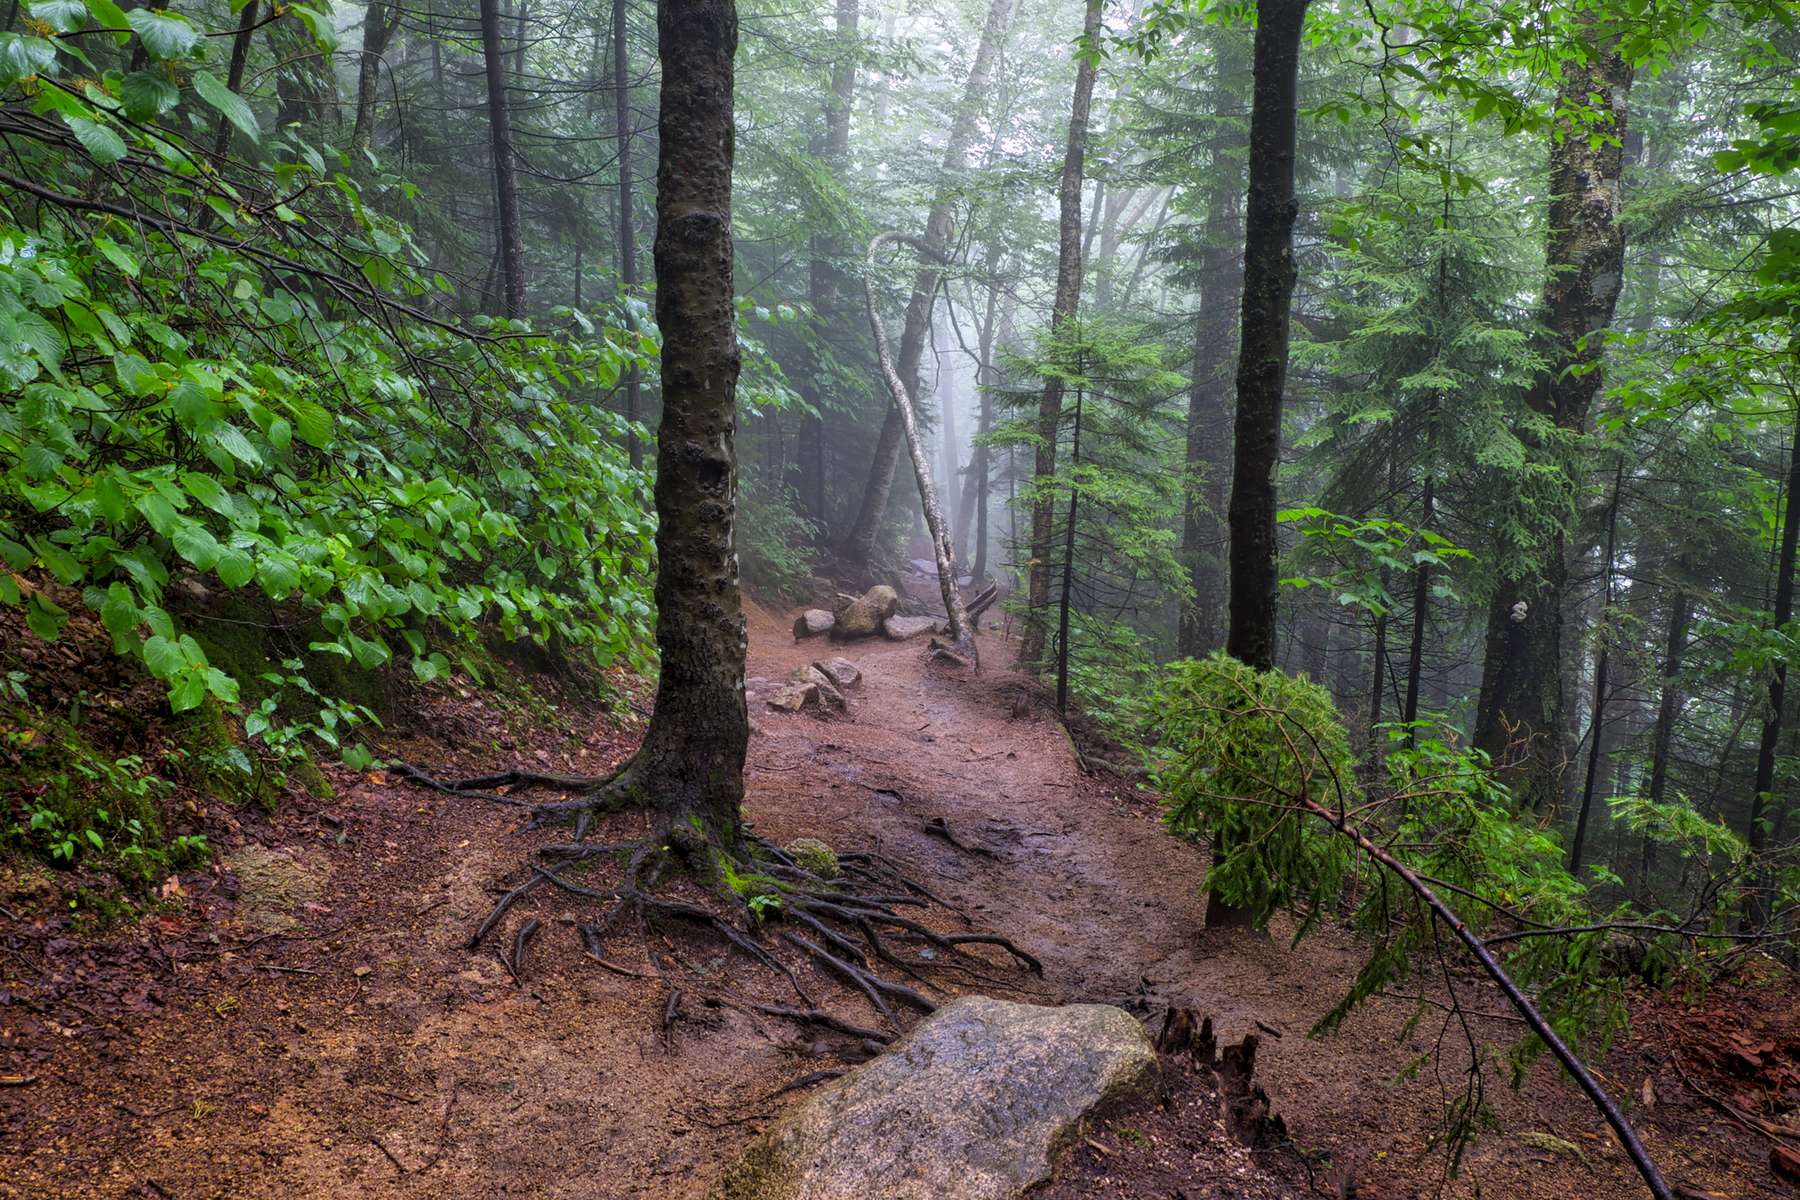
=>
[1474,32,1632,810]
[970,284,1004,584]
[1177,34,1246,659]
[939,332,962,547]
[1210,0,1309,933]
[1019,0,1104,665]
[802,0,859,527]
[1746,398,1800,927]
[352,0,394,154]
[1223,0,1309,673]
[1402,472,1434,741]
[840,0,1013,570]
[480,0,527,318]
[619,0,748,851]
[211,0,261,159]
[1056,389,1084,711]
[1641,577,1692,889]
[615,0,643,467]
[864,235,977,657]
[1571,463,1624,872]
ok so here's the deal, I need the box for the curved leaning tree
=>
[403,0,1037,1037]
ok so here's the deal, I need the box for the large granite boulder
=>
[830,585,899,641]
[714,996,1157,1200]
[793,610,835,640]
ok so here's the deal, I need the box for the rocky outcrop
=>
[830,585,899,641]
[714,996,1157,1200]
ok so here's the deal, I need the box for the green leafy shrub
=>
[737,479,821,605]
[1152,652,1355,929]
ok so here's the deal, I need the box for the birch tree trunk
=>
[840,0,1013,570]
[865,234,977,661]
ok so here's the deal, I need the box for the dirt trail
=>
[1,598,1773,1199]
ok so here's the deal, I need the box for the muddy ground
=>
[1,598,1786,1198]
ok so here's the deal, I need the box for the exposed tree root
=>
[399,762,1042,1041]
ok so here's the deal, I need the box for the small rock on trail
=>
[793,609,835,639]
[812,657,861,689]
[713,995,1158,1200]
[882,615,943,641]
[766,664,848,716]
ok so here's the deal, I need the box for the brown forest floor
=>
[1,594,1792,1199]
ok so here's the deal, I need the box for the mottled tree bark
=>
[480,0,527,318]
[1019,0,1104,666]
[615,0,643,466]
[1223,0,1309,674]
[840,0,1012,569]
[352,0,396,154]
[1473,35,1632,810]
[615,0,747,851]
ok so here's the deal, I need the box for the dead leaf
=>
[1641,1076,1656,1108]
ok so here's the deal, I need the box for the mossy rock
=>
[784,837,840,880]
[170,698,281,810]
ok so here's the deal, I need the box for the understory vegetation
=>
[5,0,1800,1192]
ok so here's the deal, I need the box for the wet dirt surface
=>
[2,597,1785,1198]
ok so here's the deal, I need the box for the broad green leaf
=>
[91,235,139,278]
[65,115,127,162]
[0,35,57,86]
[118,71,178,120]
[172,523,222,570]
[83,0,130,42]
[29,0,88,33]
[124,8,199,60]
[192,70,259,143]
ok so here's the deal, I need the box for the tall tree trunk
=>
[1019,0,1104,666]
[970,282,1005,584]
[615,0,643,467]
[802,0,859,527]
[1641,577,1692,889]
[1571,463,1624,872]
[1223,0,1309,673]
[865,235,977,658]
[1056,388,1085,711]
[1210,0,1309,933]
[212,0,261,159]
[614,0,748,851]
[352,0,394,155]
[840,0,1013,570]
[1177,32,1246,659]
[1746,399,1800,928]
[939,332,962,546]
[1401,472,1434,742]
[481,0,527,319]
[1473,33,1632,810]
